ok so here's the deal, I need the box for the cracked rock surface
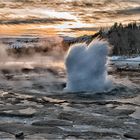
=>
[0,66,140,140]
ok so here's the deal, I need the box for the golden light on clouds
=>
[0,24,58,36]
[0,0,139,36]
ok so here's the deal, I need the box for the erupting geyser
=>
[64,39,112,92]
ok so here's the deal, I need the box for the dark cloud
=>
[0,0,140,36]
[70,27,98,31]
[0,18,74,24]
[116,7,140,15]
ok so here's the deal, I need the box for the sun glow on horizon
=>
[0,0,139,37]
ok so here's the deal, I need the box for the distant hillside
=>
[63,22,140,56]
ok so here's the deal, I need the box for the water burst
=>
[64,39,112,92]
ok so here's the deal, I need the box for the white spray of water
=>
[64,39,112,92]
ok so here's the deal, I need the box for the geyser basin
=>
[64,39,112,92]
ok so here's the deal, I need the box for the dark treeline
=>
[103,22,140,56]
[63,22,140,56]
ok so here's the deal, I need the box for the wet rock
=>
[19,107,37,115]
[0,122,63,136]
[21,68,33,73]
[0,131,15,139]
[0,104,26,112]
[0,100,4,105]
[32,119,73,126]
[61,110,127,129]
[62,82,66,88]
[106,104,116,108]
[112,109,135,116]
[47,68,59,75]
[4,74,14,80]
[1,69,11,74]
[6,97,21,104]
[0,107,37,118]
[42,96,66,104]
[15,131,24,139]
[25,133,63,139]
[130,107,140,120]
[64,136,82,140]
[0,92,15,98]
[124,131,140,139]
[58,125,121,137]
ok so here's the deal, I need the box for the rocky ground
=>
[0,64,140,140]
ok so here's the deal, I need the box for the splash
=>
[64,39,112,92]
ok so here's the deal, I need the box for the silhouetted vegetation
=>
[63,22,140,56]
[105,22,140,56]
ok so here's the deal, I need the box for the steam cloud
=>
[0,36,64,70]
[0,42,9,63]
[64,39,112,92]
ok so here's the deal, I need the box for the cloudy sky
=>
[0,0,139,36]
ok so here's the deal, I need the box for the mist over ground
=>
[0,36,65,71]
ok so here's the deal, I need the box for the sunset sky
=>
[0,0,139,36]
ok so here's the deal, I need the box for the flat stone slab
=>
[0,131,15,139]
[19,107,37,115]
[0,107,37,118]
[130,107,140,120]
[32,119,73,126]
[0,122,63,136]
[124,131,140,139]
[25,133,63,140]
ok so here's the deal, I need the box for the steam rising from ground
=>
[0,38,139,95]
[0,37,64,70]
[64,39,112,92]
[0,42,9,64]
[0,39,65,94]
